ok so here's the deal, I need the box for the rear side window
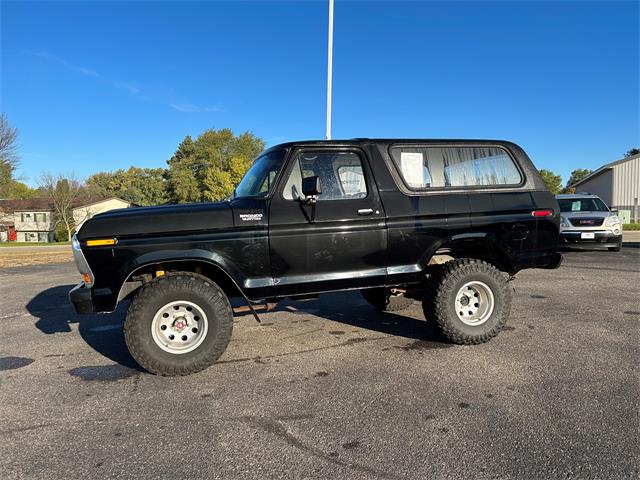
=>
[389,146,522,189]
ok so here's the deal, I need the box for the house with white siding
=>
[0,197,131,242]
[72,197,131,226]
[570,154,640,223]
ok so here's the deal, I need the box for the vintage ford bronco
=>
[70,139,562,375]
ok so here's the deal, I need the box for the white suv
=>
[556,193,622,251]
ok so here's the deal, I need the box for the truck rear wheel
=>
[361,288,413,312]
[124,272,233,376]
[422,259,511,344]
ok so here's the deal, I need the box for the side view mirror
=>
[610,207,618,213]
[301,176,322,202]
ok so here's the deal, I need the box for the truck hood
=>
[76,202,234,240]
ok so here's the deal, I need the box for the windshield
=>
[558,197,609,213]
[234,150,286,198]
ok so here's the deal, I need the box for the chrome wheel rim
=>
[454,281,494,326]
[151,301,208,354]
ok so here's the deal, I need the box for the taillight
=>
[532,209,554,217]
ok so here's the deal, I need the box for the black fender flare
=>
[115,251,265,322]
[417,232,516,273]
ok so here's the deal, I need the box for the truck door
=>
[268,147,387,296]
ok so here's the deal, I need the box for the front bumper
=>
[560,231,622,247]
[69,282,95,314]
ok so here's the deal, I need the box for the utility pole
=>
[325,0,334,140]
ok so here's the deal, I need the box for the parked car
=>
[556,193,622,251]
[69,139,561,375]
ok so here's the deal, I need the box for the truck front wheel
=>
[422,259,511,344]
[124,272,233,376]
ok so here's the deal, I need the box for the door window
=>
[283,151,367,201]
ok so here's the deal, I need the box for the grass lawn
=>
[624,223,640,231]
[0,241,73,267]
[0,241,70,247]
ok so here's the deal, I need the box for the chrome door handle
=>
[357,208,374,216]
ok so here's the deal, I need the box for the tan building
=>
[72,197,131,226]
[570,153,640,222]
[0,197,131,242]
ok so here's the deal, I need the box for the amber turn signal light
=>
[86,238,117,247]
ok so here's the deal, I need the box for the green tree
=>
[165,129,264,202]
[165,136,198,202]
[84,171,116,198]
[563,168,592,193]
[625,148,640,157]
[5,180,39,199]
[54,221,70,242]
[202,165,233,201]
[86,167,168,206]
[124,167,168,205]
[228,156,250,186]
[539,169,563,194]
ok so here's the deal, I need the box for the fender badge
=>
[239,213,263,221]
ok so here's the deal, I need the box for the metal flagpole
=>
[325,0,334,140]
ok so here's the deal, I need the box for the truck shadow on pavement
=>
[28,285,140,369]
[29,287,448,370]
[236,291,450,345]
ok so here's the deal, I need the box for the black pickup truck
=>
[70,139,561,375]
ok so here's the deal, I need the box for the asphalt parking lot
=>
[1,246,639,479]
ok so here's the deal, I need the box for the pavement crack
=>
[359,388,386,415]
[218,336,385,364]
[131,373,142,393]
[279,327,325,340]
[0,312,31,320]
[0,423,58,435]
[241,416,405,480]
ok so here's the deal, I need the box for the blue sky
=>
[2,0,638,186]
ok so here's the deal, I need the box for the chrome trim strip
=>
[72,234,95,287]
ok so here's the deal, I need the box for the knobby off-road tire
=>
[124,272,233,376]
[361,288,414,312]
[422,259,511,344]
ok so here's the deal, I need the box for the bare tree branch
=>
[39,172,83,241]
[0,113,20,168]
